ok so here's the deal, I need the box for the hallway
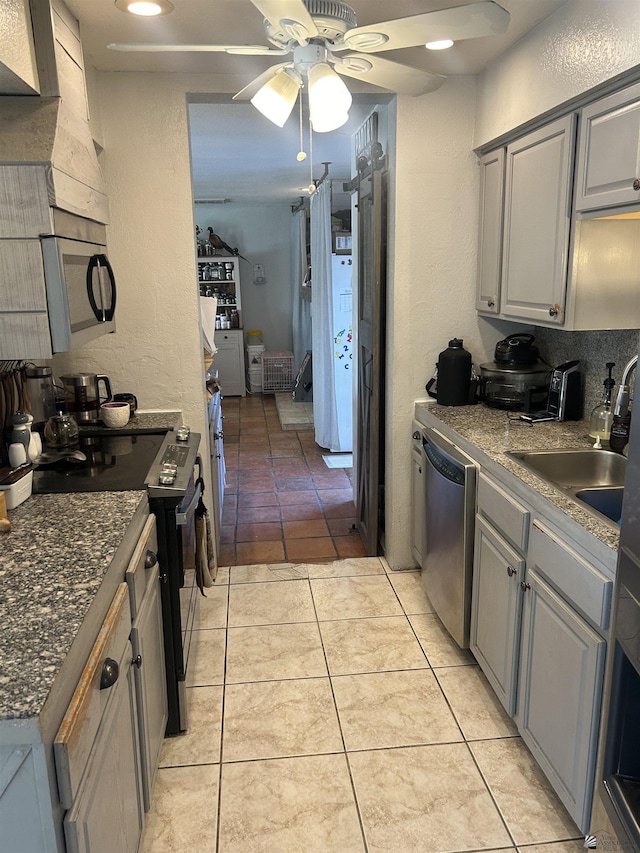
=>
[218,394,366,566]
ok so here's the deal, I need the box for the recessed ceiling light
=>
[425,39,454,50]
[114,0,174,16]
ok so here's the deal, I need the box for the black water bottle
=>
[437,339,472,406]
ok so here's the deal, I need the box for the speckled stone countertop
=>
[415,400,620,554]
[79,410,181,434]
[0,491,147,721]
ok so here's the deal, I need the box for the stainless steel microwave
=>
[41,214,117,352]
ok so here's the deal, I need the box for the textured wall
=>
[0,0,39,93]
[385,77,527,569]
[51,72,217,506]
[195,202,294,353]
[475,0,640,148]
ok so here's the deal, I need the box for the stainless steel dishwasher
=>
[420,426,476,648]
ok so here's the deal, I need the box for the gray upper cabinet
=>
[575,81,640,212]
[476,149,504,314]
[500,115,576,325]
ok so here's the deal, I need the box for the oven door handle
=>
[175,458,204,527]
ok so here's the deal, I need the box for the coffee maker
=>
[61,374,112,422]
[547,360,583,421]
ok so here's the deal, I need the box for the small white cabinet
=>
[198,255,246,396]
[500,115,576,325]
[214,329,246,397]
[575,81,640,212]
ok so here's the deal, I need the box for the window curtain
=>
[310,180,340,451]
[291,209,311,372]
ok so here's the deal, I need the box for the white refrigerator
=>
[331,254,353,452]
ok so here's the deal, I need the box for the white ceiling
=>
[67,0,568,205]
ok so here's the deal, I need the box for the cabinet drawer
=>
[529,521,612,631]
[477,472,529,553]
[125,515,159,619]
[54,583,131,808]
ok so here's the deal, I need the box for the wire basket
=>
[261,352,295,393]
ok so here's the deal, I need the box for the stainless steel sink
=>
[506,448,627,529]
[574,487,624,525]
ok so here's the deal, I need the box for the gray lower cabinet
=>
[55,584,144,853]
[126,515,167,814]
[518,568,606,831]
[574,81,640,212]
[470,515,524,716]
[470,469,612,832]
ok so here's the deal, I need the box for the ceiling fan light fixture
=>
[250,70,300,127]
[308,62,352,133]
[114,0,173,16]
[425,39,454,50]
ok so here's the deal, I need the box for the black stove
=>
[32,430,167,494]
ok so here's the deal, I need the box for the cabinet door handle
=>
[507,565,516,577]
[633,178,640,191]
[520,580,531,592]
[487,299,495,308]
[100,657,119,690]
[145,549,157,569]
[548,306,558,317]
[132,654,142,669]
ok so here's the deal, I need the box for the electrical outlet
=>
[253,264,266,285]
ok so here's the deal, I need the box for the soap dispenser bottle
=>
[589,362,615,447]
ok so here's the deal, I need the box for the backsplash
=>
[533,327,640,416]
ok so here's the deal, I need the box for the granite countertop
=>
[0,412,181,724]
[79,410,181,434]
[0,491,147,721]
[415,400,620,554]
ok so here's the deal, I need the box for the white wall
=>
[384,76,521,569]
[475,0,640,148]
[51,72,230,510]
[194,202,293,352]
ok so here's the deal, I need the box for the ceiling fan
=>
[110,0,510,130]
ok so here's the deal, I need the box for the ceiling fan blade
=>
[334,53,446,97]
[341,1,510,54]
[108,42,287,55]
[232,63,293,101]
[250,0,319,41]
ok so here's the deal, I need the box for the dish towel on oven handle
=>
[194,477,217,593]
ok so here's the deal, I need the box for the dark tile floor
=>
[218,394,367,565]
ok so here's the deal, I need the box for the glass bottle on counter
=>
[589,361,615,447]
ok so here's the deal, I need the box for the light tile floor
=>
[142,558,584,853]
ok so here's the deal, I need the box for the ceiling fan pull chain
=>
[297,94,307,162]
[308,111,316,194]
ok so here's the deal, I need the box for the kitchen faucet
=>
[613,355,638,419]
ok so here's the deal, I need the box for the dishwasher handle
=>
[421,429,475,486]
